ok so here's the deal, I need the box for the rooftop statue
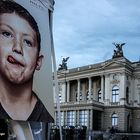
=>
[112,42,125,58]
[58,57,70,71]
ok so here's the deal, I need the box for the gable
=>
[102,60,125,69]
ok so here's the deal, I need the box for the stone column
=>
[101,75,104,102]
[90,109,93,130]
[77,79,80,101]
[87,110,90,129]
[139,92,140,105]
[65,111,67,125]
[104,74,110,105]
[63,82,67,102]
[120,73,125,105]
[63,111,66,126]
[74,110,76,126]
[77,110,79,124]
[67,81,70,102]
[88,77,92,100]
[93,81,97,100]
[55,111,57,125]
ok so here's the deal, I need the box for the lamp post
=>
[58,57,70,103]
[57,57,70,127]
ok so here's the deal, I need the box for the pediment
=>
[102,60,125,69]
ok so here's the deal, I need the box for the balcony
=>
[54,100,104,109]
[110,102,120,106]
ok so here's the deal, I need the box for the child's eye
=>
[2,31,13,38]
[24,39,33,47]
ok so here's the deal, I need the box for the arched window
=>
[112,86,119,102]
[112,113,118,126]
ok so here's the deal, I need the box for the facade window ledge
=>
[110,102,120,106]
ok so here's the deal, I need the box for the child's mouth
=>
[7,56,24,67]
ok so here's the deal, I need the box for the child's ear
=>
[36,55,44,70]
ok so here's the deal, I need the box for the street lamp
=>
[56,57,70,127]
[58,57,70,103]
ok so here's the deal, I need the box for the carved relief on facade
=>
[110,74,120,84]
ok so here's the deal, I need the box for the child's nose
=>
[12,39,23,55]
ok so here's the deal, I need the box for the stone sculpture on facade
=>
[112,42,125,58]
[58,57,70,70]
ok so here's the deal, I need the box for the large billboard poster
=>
[0,0,54,124]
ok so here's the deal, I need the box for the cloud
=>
[53,0,140,69]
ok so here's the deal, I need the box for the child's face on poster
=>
[0,13,43,84]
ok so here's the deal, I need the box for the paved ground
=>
[86,131,140,140]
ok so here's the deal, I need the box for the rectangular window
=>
[79,110,88,126]
[56,111,64,126]
[67,111,75,126]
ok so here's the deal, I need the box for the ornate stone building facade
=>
[54,49,140,132]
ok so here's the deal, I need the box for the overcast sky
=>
[53,0,140,69]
